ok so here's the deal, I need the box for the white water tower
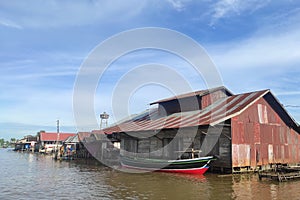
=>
[100,112,109,129]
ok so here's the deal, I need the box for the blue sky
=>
[1,0,300,140]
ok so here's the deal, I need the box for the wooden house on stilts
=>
[91,86,300,173]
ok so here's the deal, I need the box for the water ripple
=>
[1,149,300,200]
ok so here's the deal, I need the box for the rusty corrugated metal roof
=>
[99,90,269,134]
[150,86,233,105]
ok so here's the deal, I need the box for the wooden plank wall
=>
[120,125,232,169]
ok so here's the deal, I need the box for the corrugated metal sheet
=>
[232,144,251,167]
[150,86,233,105]
[101,90,269,134]
[87,87,300,171]
[231,96,300,169]
[201,90,229,109]
[64,135,79,143]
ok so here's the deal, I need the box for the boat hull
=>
[120,156,213,175]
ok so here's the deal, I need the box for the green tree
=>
[10,138,16,143]
[0,138,4,147]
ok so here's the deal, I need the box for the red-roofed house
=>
[37,131,76,153]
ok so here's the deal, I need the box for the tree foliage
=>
[0,138,11,147]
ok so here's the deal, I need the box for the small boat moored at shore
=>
[120,155,215,174]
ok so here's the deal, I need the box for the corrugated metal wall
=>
[201,90,229,109]
[231,97,300,171]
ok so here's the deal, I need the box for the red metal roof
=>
[39,132,76,142]
[100,90,269,134]
[150,86,233,105]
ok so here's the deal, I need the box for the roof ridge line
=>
[211,90,269,126]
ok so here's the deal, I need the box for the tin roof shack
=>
[103,87,300,173]
[78,131,120,165]
[14,135,37,151]
[70,132,94,159]
[61,135,80,159]
[103,87,233,171]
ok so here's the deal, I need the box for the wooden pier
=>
[259,169,300,182]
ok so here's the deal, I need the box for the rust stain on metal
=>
[87,87,300,172]
[231,96,300,169]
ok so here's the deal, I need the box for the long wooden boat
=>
[120,156,214,174]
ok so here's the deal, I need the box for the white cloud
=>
[204,8,300,115]
[209,0,271,25]
[2,0,300,132]
[0,18,22,29]
[166,0,189,11]
[0,50,85,81]
[0,0,147,28]
[0,122,76,140]
[209,25,300,70]
[0,87,75,125]
[0,64,77,81]
[276,91,300,96]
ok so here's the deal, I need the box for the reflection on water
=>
[1,149,300,200]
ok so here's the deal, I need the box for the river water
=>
[0,149,299,200]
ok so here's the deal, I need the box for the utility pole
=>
[56,119,60,147]
[55,119,60,160]
[57,119,60,134]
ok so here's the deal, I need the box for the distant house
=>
[61,135,80,159]
[14,135,37,151]
[93,86,300,173]
[64,135,80,148]
[37,131,76,153]
[78,130,120,164]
